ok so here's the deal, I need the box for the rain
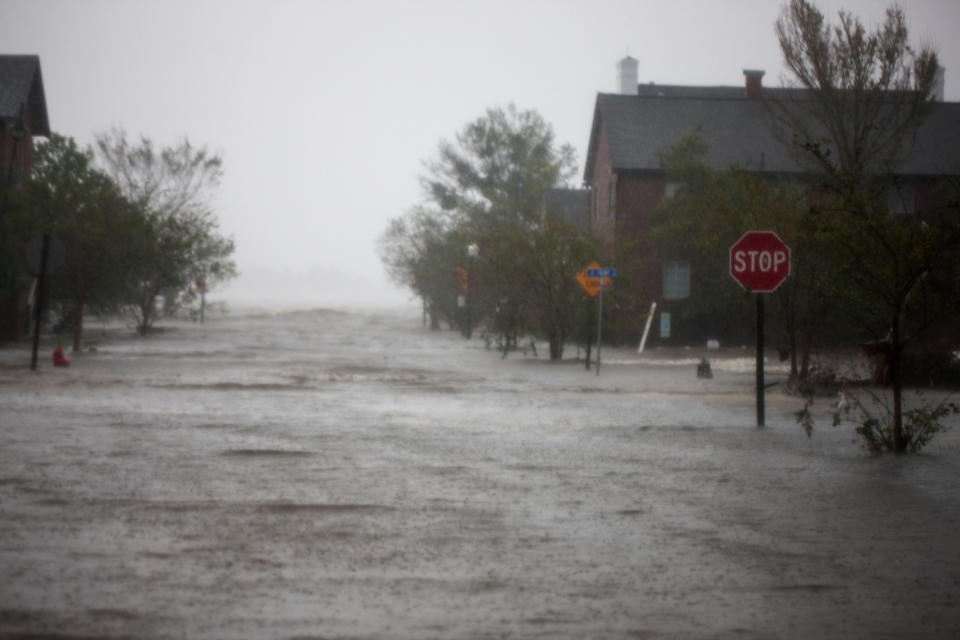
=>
[2,307,959,638]
[3,0,960,637]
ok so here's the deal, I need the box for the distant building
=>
[583,58,960,343]
[1,55,51,341]
[1,55,50,185]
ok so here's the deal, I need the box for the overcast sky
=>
[3,0,958,307]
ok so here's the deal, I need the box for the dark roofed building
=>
[584,58,960,343]
[1,55,50,186]
[1,54,50,342]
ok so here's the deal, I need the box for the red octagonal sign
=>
[730,231,791,293]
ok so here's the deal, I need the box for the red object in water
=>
[52,348,70,367]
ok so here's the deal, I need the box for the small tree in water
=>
[774,0,960,452]
[95,129,236,334]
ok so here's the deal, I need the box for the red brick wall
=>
[616,174,664,240]
[0,112,35,186]
[588,126,615,242]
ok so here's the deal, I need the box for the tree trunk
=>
[137,296,154,336]
[800,332,812,379]
[890,315,905,453]
[548,330,564,361]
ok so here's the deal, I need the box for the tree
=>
[423,105,577,230]
[649,132,847,381]
[382,105,589,359]
[95,129,235,334]
[774,0,940,184]
[380,205,466,330]
[774,0,959,452]
[25,134,145,350]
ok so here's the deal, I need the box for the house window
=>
[608,181,616,218]
[664,181,680,198]
[888,182,916,214]
[662,261,690,300]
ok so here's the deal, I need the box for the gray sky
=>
[3,0,958,307]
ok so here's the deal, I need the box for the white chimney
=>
[618,56,638,95]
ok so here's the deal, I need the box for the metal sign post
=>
[729,231,791,428]
[586,267,617,376]
[30,234,50,371]
[596,277,604,376]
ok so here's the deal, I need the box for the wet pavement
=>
[1,306,958,639]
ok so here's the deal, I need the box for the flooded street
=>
[1,306,959,639]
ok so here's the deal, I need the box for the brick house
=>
[1,55,51,341]
[583,57,960,344]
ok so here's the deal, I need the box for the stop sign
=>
[730,231,791,292]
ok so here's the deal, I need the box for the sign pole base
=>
[756,294,765,427]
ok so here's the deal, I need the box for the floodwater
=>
[1,306,958,639]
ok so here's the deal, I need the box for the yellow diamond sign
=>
[576,261,610,297]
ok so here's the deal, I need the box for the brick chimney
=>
[743,69,765,99]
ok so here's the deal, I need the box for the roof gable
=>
[0,55,51,136]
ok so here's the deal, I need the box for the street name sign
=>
[587,268,617,278]
[576,261,611,298]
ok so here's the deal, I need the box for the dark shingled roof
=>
[0,55,50,136]
[585,89,960,182]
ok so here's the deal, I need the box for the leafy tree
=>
[774,0,959,452]
[25,134,145,349]
[382,105,589,360]
[423,105,577,230]
[649,132,847,381]
[95,129,235,334]
[774,0,940,183]
[380,205,466,330]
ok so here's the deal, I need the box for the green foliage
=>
[836,389,957,454]
[775,0,958,452]
[94,129,236,334]
[774,0,940,181]
[796,386,959,453]
[423,104,577,227]
[380,105,592,360]
[649,132,841,372]
[25,134,146,347]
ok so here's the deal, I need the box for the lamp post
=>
[466,243,478,339]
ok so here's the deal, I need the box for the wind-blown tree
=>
[649,133,845,382]
[25,134,146,349]
[425,105,585,358]
[382,105,591,359]
[773,0,959,452]
[95,129,235,334]
[380,205,466,329]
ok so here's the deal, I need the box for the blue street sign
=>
[587,268,617,278]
